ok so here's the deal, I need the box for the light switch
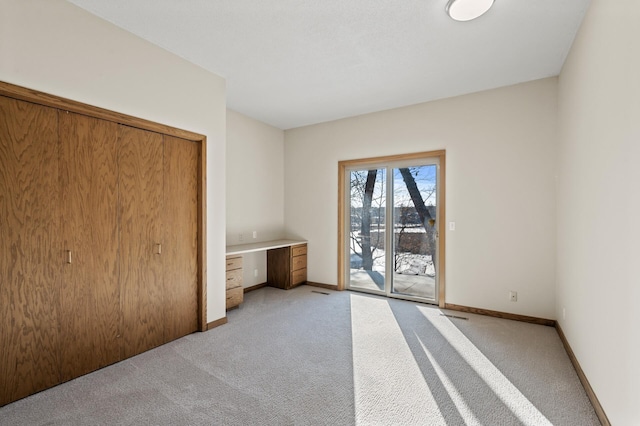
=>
[449,222,456,231]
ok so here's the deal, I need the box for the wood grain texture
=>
[0,97,61,405]
[556,324,611,426]
[291,245,307,257]
[225,256,243,309]
[337,162,346,290]
[267,247,291,289]
[225,256,243,271]
[118,125,165,358]
[1,80,207,332]
[267,244,308,290]
[225,287,243,310]
[206,317,227,330]
[292,255,307,272]
[437,153,446,308]
[291,268,307,286]
[243,283,268,293]
[58,112,121,381]
[0,83,209,404]
[163,136,198,343]
[197,137,206,331]
[225,269,243,290]
[0,81,205,142]
[306,282,339,291]
[338,150,447,169]
[444,303,556,327]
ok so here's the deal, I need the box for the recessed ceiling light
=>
[446,0,495,22]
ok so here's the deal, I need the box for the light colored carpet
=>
[0,286,600,425]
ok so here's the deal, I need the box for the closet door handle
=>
[155,243,162,255]
[66,250,72,264]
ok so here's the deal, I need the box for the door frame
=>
[338,150,446,308]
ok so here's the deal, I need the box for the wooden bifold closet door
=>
[0,86,201,407]
[119,127,199,358]
[162,135,199,343]
[119,125,166,358]
[0,96,62,406]
[59,112,121,381]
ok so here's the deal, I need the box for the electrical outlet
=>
[509,291,517,302]
[253,231,257,239]
[254,269,258,277]
[238,233,244,243]
[562,307,566,320]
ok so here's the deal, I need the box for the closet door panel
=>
[163,136,198,342]
[59,112,120,381]
[0,97,61,405]
[119,126,164,358]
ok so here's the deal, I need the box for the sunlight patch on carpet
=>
[420,306,553,426]
[416,334,482,424]
[350,294,446,425]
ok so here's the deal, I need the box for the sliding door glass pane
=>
[349,168,386,293]
[391,165,437,300]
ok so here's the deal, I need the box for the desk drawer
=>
[226,286,243,310]
[226,256,243,271]
[226,268,242,289]
[292,268,307,286]
[292,244,307,257]
[292,254,306,272]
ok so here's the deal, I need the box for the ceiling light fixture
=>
[446,0,495,22]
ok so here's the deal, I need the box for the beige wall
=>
[226,109,285,287]
[284,78,558,319]
[557,0,640,423]
[0,0,227,322]
[5,2,634,420]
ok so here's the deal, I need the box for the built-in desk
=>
[225,239,308,309]
[226,239,307,256]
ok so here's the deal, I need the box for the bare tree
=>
[393,204,413,272]
[349,169,385,272]
[350,167,436,275]
[398,167,437,269]
[398,168,434,229]
[360,170,377,270]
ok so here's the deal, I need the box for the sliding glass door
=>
[348,168,387,294]
[345,158,440,304]
[390,165,438,300]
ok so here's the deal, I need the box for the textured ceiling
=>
[67,0,591,129]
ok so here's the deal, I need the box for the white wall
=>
[226,109,285,287]
[285,78,558,319]
[0,0,227,323]
[557,0,640,423]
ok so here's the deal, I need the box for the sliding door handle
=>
[155,243,162,255]
[65,250,72,264]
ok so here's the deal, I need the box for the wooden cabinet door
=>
[0,97,61,405]
[162,136,198,342]
[58,112,121,381]
[118,126,165,358]
[267,247,292,289]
